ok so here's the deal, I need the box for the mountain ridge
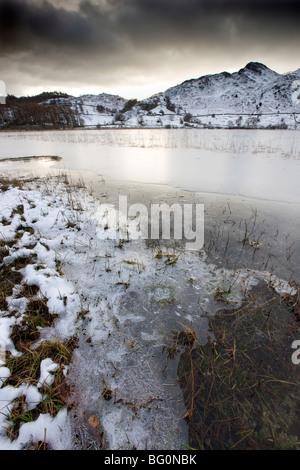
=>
[72,61,300,129]
[2,62,300,130]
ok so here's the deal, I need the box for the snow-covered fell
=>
[46,93,125,127]
[51,63,300,129]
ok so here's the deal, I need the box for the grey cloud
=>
[0,0,299,52]
[0,0,299,96]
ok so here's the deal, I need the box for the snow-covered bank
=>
[0,174,298,450]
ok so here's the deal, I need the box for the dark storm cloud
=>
[0,0,107,51]
[0,0,299,96]
[0,0,299,53]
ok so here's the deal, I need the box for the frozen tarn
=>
[0,178,297,450]
[0,128,300,204]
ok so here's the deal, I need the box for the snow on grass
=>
[37,358,60,389]
[0,174,298,450]
[0,176,84,449]
[0,368,10,386]
[0,408,72,450]
[0,317,21,357]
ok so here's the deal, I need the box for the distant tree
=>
[0,99,81,130]
[122,99,137,113]
[184,113,192,123]
[115,112,125,122]
[139,99,159,112]
[165,96,176,113]
[236,116,243,127]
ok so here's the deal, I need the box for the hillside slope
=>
[1,63,300,130]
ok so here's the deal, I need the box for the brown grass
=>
[177,281,300,450]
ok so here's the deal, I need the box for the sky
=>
[0,0,299,99]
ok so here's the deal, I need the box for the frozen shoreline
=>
[0,171,299,449]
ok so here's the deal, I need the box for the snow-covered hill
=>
[42,62,300,129]
[47,93,126,127]
[166,62,282,114]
